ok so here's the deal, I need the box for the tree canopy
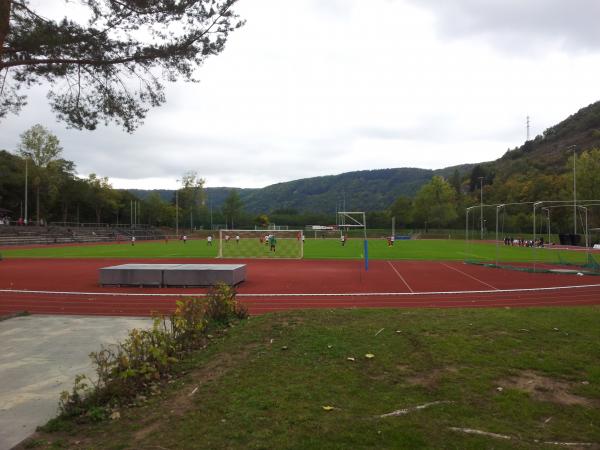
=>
[412,176,457,229]
[222,189,242,228]
[0,0,243,131]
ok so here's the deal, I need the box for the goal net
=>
[218,230,304,259]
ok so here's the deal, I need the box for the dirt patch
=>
[405,367,459,389]
[500,371,596,407]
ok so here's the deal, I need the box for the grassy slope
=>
[1,238,594,265]
[23,307,600,449]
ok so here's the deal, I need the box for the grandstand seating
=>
[0,225,165,246]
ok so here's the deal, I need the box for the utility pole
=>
[24,158,28,224]
[175,188,179,237]
[479,176,484,240]
[568,145,577,235]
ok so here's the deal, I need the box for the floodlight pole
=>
[175,187,179,238]
[532,201,544,272]
[363,211,368,272]
[24,157,28,225]
[479,177,484,240]
[569,145,577,235]
[542,207,551,245]
[496,205,504,267]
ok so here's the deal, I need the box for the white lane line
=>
[2,284,600,298]
[387,261,414,293]
[439,262,499,290]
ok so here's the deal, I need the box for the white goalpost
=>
[338,211,369,271]
[218,229,304,259]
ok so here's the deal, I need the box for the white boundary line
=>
[1,283,600,298]
[387,261,414,293]
[440,262,498,290]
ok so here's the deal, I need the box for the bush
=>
[58,284,248,419]
[205,283,248,324]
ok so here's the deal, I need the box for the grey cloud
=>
[356,118,521,143]
[408,0,600,52]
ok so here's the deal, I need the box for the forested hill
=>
[491,101,600,177]
[130,165,474,214]
[130,100,600,214]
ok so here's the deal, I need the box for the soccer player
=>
[207,235,212,246]
[131,235,136,246]
[225,234,230,244]
[390,235,395,246]
[340,234,346,246]
[302,234,305,244]
[183,234,187,244]
[236,234,240,244]
[269,234,277,252]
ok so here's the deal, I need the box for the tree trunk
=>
[0,0,10,56]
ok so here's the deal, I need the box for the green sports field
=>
[0,238,595,266]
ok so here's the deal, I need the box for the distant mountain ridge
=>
[129,164,475,213]
[129,100,600,213]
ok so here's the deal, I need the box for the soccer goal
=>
[338,211,369,271]
[218,229,304,259]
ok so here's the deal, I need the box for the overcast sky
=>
[1,0,600,189]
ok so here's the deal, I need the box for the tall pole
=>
[573,146,577,235]
[24,158,28,224]
[479,176,484,240]
[363,212,368,272]
[495,205,500,266]
[175,190,179,237]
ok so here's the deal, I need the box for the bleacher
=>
[0,224,165,246]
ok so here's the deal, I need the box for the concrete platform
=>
[0,315,152,450]
[99,264,246,287]
[163,264,246,287]
[99,264,176,286]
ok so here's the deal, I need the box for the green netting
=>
[219,230,303,259]
[465,257,600,276]
[556,252,600,273]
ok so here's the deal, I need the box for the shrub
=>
[205,283,247,324]
[58,284,248,419]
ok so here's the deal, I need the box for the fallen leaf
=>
[322,405,334,411]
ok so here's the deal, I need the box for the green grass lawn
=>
[1,238,594,265]
[22,307,600,449]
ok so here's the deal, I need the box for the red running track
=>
[1,258,600,316]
